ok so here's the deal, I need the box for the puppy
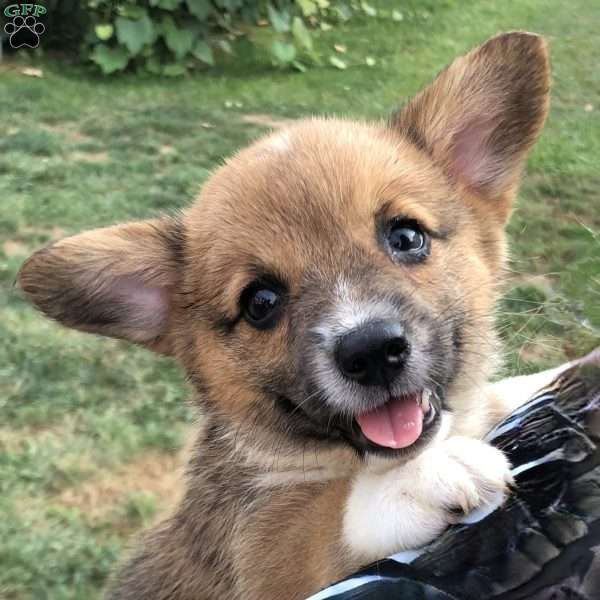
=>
[18,32,550,599]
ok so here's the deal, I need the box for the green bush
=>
[69,0,380,75]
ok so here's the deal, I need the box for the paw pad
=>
[4,15,45,49]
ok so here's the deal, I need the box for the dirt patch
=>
[41,123,93,145]
[70,150,109,163]
[0,422,72,452]
[27,225,67,240]
[2,239,29,257]
[518,337,564,364]
[0,428,31,452]
[159,144,177,155]
[509,273,556,296]
[55,451,183,524]
[19,225,67,240]
[2,226,67,256]
[0,61,22,74]
[241,113,295,129]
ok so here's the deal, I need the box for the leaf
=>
[329,55,347,70]
[335,3,353,21]
[297,0,317,17]
[192,40,214,65]
[161,16,196,59]
[365,56,376,67]
[186,0,212,19]
[150,0,180,8]
[241,4,260,23]
[267,3,290,33]
[115,15,155,55]
[217,39,234,55]
[320,22,332,31]
[215,0,243,9]
[215,11,235,32]
[162,63,187,76]
[361,1,377,17]
[20,67,43,77]
[90,44,130,74]
[145,56,162,74]
[392,10,404,21]
[95,24,114,41]
[291,17,312,51]
[118,5,147,19]
[271,40,296,65]
[292,60,307,72]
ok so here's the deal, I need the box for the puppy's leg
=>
[343,436,513,563]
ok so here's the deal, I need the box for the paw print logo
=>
[4,15,45,49]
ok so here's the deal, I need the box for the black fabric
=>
[310,353,600,600]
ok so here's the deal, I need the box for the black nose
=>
[334,320,409,386]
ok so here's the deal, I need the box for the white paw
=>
[343,437,513,561]
[417,437,514,519]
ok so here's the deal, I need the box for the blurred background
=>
[0,0,598,598]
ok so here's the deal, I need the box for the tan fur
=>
[17,33,550,599]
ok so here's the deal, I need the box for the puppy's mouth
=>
[276,387,441,457]
[333,388,440,457]
[356,389,435,449]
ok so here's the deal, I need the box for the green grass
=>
[1,0,599,597]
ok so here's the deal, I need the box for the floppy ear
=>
[392,32,550,221]
[17,217,183,355]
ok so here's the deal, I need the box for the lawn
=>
[1,0,599,597]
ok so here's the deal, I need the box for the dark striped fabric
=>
[309,350,600,600]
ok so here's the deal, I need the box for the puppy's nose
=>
[335,320,409,386]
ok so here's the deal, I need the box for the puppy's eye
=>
[240,283,282,329]
[386,219,429,262]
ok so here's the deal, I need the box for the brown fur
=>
[18,32,550,599]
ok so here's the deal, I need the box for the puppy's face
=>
[18,33,550,463]
[182,120,499,459]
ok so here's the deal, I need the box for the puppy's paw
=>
[343,437,513,562]
[419,437,513,520]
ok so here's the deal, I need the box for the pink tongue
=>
[357,394,423,449]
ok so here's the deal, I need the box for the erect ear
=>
[392,32,550,221]
[17,217,183,355]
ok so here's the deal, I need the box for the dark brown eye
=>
[241,283,282,329]
[386,219,428,262]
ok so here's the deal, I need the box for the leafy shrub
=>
[72,0,381,75]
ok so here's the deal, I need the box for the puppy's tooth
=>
[421,389,431,413]
[426,405,436,424]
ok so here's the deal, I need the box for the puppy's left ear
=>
[17,217,183,355]
[392,32,550,222]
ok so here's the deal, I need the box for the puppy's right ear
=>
[17,217,183,355]
[392,32,550,222]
